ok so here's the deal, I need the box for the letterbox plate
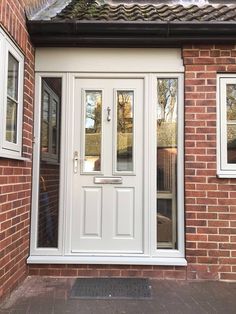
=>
[94,177,122,184]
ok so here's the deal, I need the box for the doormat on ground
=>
[70,278,152,299]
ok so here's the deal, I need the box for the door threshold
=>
[27,255,187,266]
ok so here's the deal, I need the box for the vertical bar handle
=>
[107,106,111,122]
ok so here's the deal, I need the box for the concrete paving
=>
[1,277,236,314]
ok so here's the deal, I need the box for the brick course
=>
[0,0,35,300]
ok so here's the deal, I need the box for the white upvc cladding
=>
[35,48,184,73]
[29,48,186,266]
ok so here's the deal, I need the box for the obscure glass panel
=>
[227,84,236,121]
[157,199,173,244]
[116,91,134,171]
[41,90,50,153]
[7,53,19,100]
[5,98,17,143]
[84,91,102,172]
[227,124,236,163]
[37,78,62,248]
[156,78,178,249]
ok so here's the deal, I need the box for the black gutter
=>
[27,20,236,47]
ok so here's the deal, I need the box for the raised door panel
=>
[114,188,134,238]
[81,187,102,238]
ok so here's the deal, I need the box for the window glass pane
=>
[7,53,19,100]
[227,125,236,164]
[156,78,178,249]
[41,90,50,153]
[84,91,102,172]
[116,91,134,172]
[227,84,236,121]
[5,98,17,143]
[37,78,62,248]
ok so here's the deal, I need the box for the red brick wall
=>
[183,44,236,281]
[0,0,34,299]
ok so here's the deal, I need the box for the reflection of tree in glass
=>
[157,79,177,122]
[86,92,102,133]
[117,92,133,133]
[227,85,236,120]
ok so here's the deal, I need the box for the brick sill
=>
[27,256,187,266]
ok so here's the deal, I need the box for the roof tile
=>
[52,0,236,22]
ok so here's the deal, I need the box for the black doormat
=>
[70,277,152,299]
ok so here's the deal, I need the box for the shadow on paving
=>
[1,277,236,314]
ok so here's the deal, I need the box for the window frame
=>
[0,27,24,158]
[217,74,236,178]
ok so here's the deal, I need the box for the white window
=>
[0,27,24,158]
[217,75,236,178]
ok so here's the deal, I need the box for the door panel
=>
[82,187,102,238]
[71,78,144,254]
[114,188,134,237]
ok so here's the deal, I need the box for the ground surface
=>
[1,277,236,313]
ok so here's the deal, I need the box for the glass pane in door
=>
[84,91,102,172]
[116,90,134,172]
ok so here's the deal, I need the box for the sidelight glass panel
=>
[157,199,173,244]
[84,91,102,172]
[37,77,62,248]
[116,90,134,172]
[226,84,236,164]
[156,78,178,249]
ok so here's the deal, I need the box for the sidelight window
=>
[37,77,62,248]
[156,78,178,249]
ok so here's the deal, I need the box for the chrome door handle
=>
[107,106,111,122]
[73,151,79,173]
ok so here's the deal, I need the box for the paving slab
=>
[1,277,236,314]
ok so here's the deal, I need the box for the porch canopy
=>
[27,0,236,47]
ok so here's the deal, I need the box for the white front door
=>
[71,77,144,254]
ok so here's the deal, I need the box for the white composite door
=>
[71,77,144,254]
